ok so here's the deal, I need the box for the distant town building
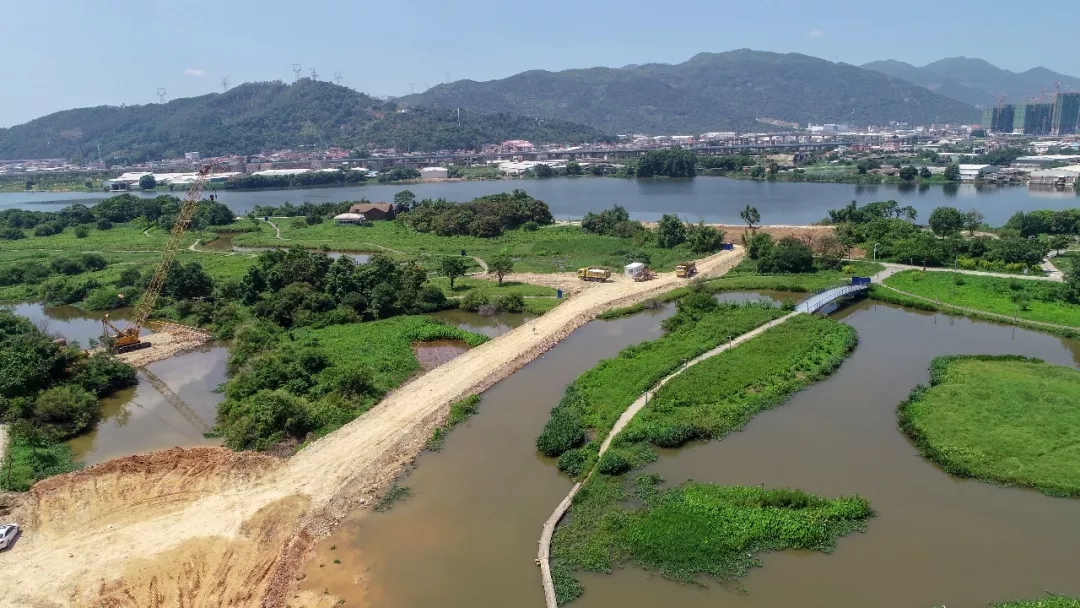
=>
[184,152,200,160]
[1013,103,1054,135]
[347,202,395,221]
[420,167,448,181]
[981,106,1015,134]
[958,164,1000,181]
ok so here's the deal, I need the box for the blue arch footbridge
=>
[796,277,871,314]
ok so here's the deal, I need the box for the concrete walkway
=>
[538,311,799,608]
[0,424,8,470]
[870,262,1061,283]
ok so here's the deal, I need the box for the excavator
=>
[102,164,213,353]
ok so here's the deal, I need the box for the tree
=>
[740,205,761,231]
[439,256,469,289]
[139,174,157,190]
[813,232,850,270]
[963,209,985,235]
[944,163,961,181]
[899,165,918,181]
[759,236,814,273]
[393,190,416,213]
[919,166,933,179]
[900,206,918,222]
[928,206,966,238]
[743,231,774,260]
[656,214,687,249]
[531,163,556,178]
[489,253,514,285]
[565,160,583,175]
[686,220,725,253]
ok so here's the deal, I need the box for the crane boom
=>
[103,164,213,353]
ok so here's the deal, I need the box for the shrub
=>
[0,227,25,240]
[537,393,587,457]
[72,352,138,395]
[557,448,589,477]
[460,291,489,312]
[596,450,631,475]
[116,267,142,287]
[29,385,100,439]
[647,422,698,448]
[95,219,113,230]
[83,287,127,310]
[74,225,90,238]
[41,277,98,305]
[217,389,314,451]
[33,222,63,237]
[50,256,86,276]
[492,292,526,313]
[80,253,108,271]
[521,220,540,232]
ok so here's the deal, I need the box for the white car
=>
[0,524,18,550]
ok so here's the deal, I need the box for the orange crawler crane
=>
[102,165,213,353]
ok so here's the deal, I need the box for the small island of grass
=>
[899,355,1080,498]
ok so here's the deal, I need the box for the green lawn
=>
[0,221,206,252]
[899,355,1080,497]
[995,597,1080,608]
[234,221,703,273]
[883,270,1080,328]
[1052,252,1079,276]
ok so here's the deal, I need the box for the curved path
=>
[870,261,1062,283]
[873,282,1078,333]
[538,311,799,608]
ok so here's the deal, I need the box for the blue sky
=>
[2,0,1075,127]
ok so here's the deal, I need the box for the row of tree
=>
[399,190,554,237]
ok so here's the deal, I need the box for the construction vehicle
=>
[632,267,655,282]
[577,267,611,282]
[675,261,697,278]
[102,164,214,353]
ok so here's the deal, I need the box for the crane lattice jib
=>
[128,165,212,331]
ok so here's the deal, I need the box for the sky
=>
[1,0,1076,127]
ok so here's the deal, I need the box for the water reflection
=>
[428,309,535,338]
[5,302,146,348]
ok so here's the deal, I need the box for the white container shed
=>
[624,262,646,277]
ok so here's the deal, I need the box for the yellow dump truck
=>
[675,261,697,278]
[577,267,611,282]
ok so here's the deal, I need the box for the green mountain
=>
[404,49,981,133]
[861,57,1080,106]
[0,80,612,162]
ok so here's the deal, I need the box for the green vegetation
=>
[0,171,113,193]
[537,299,788,471]
[0,80,611,161]
[400,190,554,237]
[993,596,1080,608]
[551,315,863,603]
[426,394,481,451]
[883,270,1080,328]
[898,355,1080,497]
[374,484,411,512]
[407,49,978,134]
[0,309,137,490]
[217,315,486,451]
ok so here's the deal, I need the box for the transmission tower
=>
[156,87,166,104]
[310,67,318,80]
[444,71,450,83]
[334,72,342,85]
[408,82,416,94]
[292,63,302,82]
[220,77,229,92]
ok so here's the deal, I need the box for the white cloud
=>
[808,29,824,38]
[183,68,207,78]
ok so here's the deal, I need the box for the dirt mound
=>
[117,322,211,368]
[91,495,311,608]
[31,448,280,534]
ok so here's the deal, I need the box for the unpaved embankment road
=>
[0,249,743,608]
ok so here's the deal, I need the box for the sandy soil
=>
[115,322,211,368]
[0,248,744,608]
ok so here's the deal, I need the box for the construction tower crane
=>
[102,164,214,353]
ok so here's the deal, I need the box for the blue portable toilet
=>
[461,249,466,256]
[557,289,563,299]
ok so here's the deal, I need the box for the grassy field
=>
[898,355,1080,498]
[233,221,701,273]
[1052,252,1079,275]
[883,270,1080,328]
[0,221,202,252]
[536,303,788,472]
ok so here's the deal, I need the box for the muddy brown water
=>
[304,296,1080,608]
[412,340,470,372]
[6,302,148,347]
[429,308,535,338]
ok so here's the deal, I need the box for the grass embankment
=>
[551,315,865,604]
[425,394,481,451]
[233,221,698,273]
[426,276,562,315]
[883,270,1080,328]
[2,434,81,492]
[898,355,1080,498]
[599,260,884,319]
[217,315,487,450]
[537,302,789,474]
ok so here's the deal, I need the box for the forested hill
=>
[0,80,613,162]
[404,49,982,133]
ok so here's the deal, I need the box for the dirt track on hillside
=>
[0,248,744,608]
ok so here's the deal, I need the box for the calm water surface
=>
[304,298,1080,608]
[4,178,1076,225]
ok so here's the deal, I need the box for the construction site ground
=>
[0,248,744,608]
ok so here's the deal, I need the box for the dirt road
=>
[0,248,744,608]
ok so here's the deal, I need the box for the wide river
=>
[3,177,1078,225]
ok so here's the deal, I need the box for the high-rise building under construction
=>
[982,106,1015,133]
[1052,93,1080,135]
[1013,103,1054,135]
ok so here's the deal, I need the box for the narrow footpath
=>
[0,424,8,475]
[538,311,800,608]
